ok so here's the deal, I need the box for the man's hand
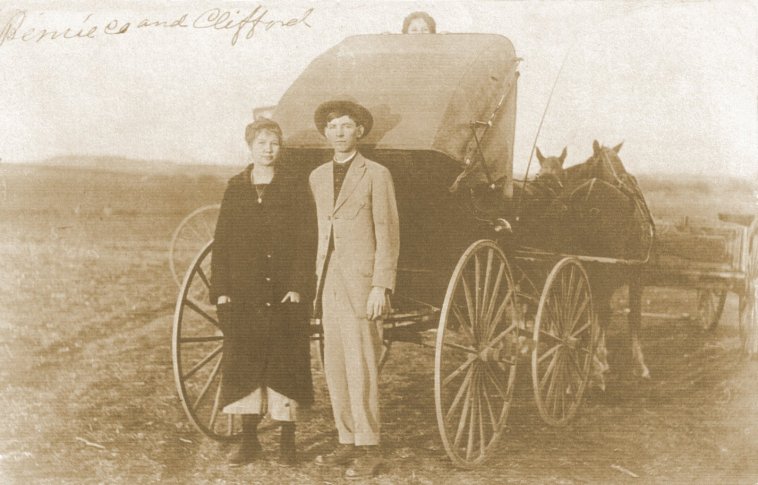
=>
[281,291,301,303]
[366,287,391,320]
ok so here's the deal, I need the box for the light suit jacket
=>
[309,153,400,318]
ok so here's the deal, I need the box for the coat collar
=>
[333,153,366,213]
[237,163,289,205]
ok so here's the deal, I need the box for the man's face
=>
[407,18,431,34]
[324,115,364,154]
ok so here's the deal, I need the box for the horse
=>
[535,146,567,186]
[513,141,653,386]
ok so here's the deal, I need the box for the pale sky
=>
[1,0,756,179]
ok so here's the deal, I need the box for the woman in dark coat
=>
[210,118,315,466]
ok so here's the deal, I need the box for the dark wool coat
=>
[210,163,316,407]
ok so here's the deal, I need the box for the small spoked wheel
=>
[696,288,727,331]
[170,204,221,287]
[172,241,241,441]
[435,240,520,468]
[532,257,597,427]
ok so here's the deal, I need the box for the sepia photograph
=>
[1,0,757,483]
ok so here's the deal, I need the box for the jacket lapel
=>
[333,154,366,214]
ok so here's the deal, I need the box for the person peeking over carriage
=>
[210,118,316,467]
[402,11,436,34]
[309,100,400,479]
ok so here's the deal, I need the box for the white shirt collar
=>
[333,151,357,164]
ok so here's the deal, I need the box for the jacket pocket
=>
[337,199,369,220]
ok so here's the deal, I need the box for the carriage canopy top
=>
[273,33,519,187]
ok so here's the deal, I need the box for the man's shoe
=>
[344,446,385,479]
[315,444,357,466]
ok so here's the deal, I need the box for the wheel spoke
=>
[480,322,518,355]
[539,328,565,345]
[482,378,498,429]
[446,365,474,423]
[483,261,506,326]
[567,293,590,335]
[480,249,494,323]
[474,254,482,335]
[466,367,478,460]
[452,304,477,344]
[208,376,223,430]
[486,289,514,343]
[478,371,486,458]
[453,373,474,448]
[537,343,560,364]
[570,320,592,339]
[482,362,508,400]
[443,355,477,387]
[185,298,219,327]
[443,341,479,355]
[539,348,561,391]
[460,272,477,342]
[196,266,211,290]
[182,344,223,380]
[192,355,222,409]
[180,335,223,343]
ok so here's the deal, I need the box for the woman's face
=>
[407,18,431,34]
[249,129,280,167]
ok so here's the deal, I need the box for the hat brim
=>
[314,100,373,138]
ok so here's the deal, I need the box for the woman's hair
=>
[402,11,436,34]
[244,117,283,146]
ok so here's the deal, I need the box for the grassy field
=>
[1,162,757,484]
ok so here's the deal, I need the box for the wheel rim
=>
[532,258,596,427]
[170,204,221,287]
[435,240,519,467]
[740,223,758,356]
[696,288,726,331]
[172,241,241,441]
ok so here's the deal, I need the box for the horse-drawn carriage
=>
[170,33,758,468]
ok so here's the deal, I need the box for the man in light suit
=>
[310,100,399,479]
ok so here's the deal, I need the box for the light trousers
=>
[321,261,383,446]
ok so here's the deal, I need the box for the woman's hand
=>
[281,291,301,304]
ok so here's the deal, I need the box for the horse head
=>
[590,140,625,182]
[535,146,567,186]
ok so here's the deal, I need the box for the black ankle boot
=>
[230,414,262,466]
[278,422,296,465]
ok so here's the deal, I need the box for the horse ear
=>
[559,147,567,165]
[592,140,600,154]
[612,141,624,153]
[535,147,545,165]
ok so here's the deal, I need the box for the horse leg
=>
[628,273,650,379]
[590,296,611,391]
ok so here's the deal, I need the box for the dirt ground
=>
[1,165,757,484]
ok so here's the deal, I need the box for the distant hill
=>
[23,155,241,178]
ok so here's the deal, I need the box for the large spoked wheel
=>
[740,220,758,357]
[696,288,727,331]
[170,204,221,287]
[172,241,241,441]
[435,240,520,468]
[532,258,597,427]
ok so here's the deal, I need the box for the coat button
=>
[266,254,272,259]
[265,277,271,282]
[265,302,271,307]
